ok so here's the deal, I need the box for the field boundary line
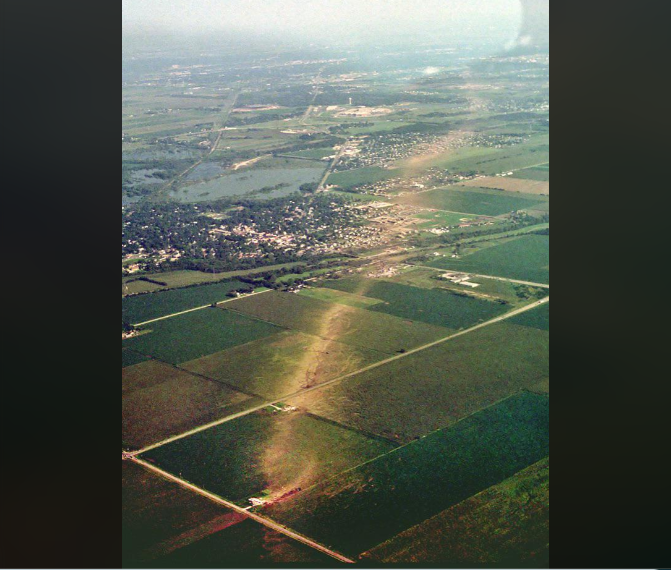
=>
[130,297,548,456]
[129,456,354,564]
[130,289,273,327]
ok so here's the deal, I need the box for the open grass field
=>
[394,186,546,216]
[122,360,254,450]
[142,409,397,507]
[123,308,282,365]
[122,280,248,325]
[321,278,509,330]
[223,291,453,355]
[329,166,400,189]
[263,391,550,558]
[181,331,385,400]
[426,234,550,284]
[289,321,549,443]
[460,176,550,196]
[123,460,245,567]
[412,211,480,229]
[362,457,550,567]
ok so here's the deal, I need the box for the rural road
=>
[131,289,272,328]
[130,296,549,456]
[410,265,550,289]
[130,456,355,564]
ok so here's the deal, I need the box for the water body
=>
[172,166,326,202]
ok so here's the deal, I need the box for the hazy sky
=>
[122,0,524,44]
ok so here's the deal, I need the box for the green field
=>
[181,330,385,400]
[122,263,307,296]
[363,457,550,566]
[122,280,249,325]
[122,348,149,369]
[142,410,397,506]
[509,302,550,331]
[123,460,242,567]
[396,137,550,176]
[513,163,550,182]
[394,186,546,216]
[427,234,550,284]
[123,307,282,365]
[329,166,399,189]
[155,517,339,567]
[290,321,549,443]
[122,360,253,449]
[321,278,509,330]
[298,287,385,309]
[263,391,550,557]
[224,291,452,355]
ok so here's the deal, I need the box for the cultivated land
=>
[321,277,509,329]
[122,360,254,450]
[362,457,550,566]
[394,185,547,217]
[123,307,281,365]
[427,234,550,284]
[122,40,549,565]
[223,290,453,355]
[142,409,397,506]
[122,280,248,325]
[181,330,385,399]
[262,392,549,558]
[459,175,550,195]
[289,321,548,443]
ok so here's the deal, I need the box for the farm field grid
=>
[123,27,549,568]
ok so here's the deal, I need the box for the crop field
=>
[122,348,149,369]
[123,307,282,365]
[122,263,308,296]
[509,301,550,331]
[329,166,400,189]
[393,136,550,177]
[362,457,550,566]
[223,291,453,355]
[155,517,339,567]
[289,321,549,443]
[426,234,550,284]
[263,391,549,557]
[122,360,254,449]
[142,409,397,506]
[321,278,509,329]
[122,280,249,325]
[122,460,246,567]
[513,163,550,182]
[297,286,385,309]
[181,331,385,400]
[394,185,547,216]
[459,175,550,195]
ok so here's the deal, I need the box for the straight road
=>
[130,296,548,456]
[409,265,550,289]
[131,289,272,328]
[129,457,354,564]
